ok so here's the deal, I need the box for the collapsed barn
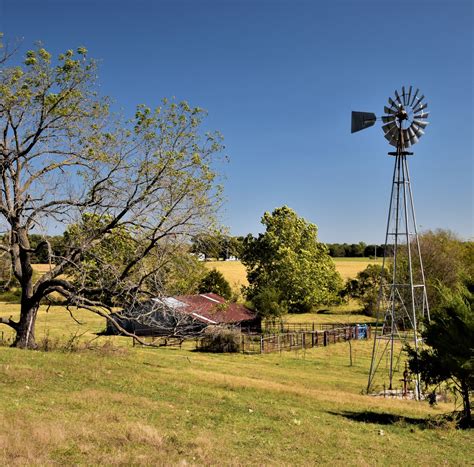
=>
[105,293,260,337]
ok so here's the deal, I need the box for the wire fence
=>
[241,325,371,354]
[129,325,372,354]
[263,321,374,334]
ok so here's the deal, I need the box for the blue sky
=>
[1,0,472,243]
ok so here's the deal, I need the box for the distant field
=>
[332,257,382,281]
[205,258,383,288]
[205,260,248,288]
[30,258,381,290]
[32,263,55,274]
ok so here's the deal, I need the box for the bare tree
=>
[0,39,224,348]
[109,297,210,340]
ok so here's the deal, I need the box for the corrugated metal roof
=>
[170,293,256,324]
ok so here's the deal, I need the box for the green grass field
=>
[0,335,472,464]
[0,303,472,464]
[0,258,470,463]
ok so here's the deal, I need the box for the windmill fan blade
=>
[395,90,402,103]
[407,127,419,145]
[388,97,399,109]
[387,135,398,147]
[407,86,412,106]
[412,119,429,129]
[382,116,396,123]
[382,122,397,134]
[414,112,429,119]
[351,111,377,133]
[415,94,425,107]
[402,129,411,147]
[413,102,428,114]
[410,88,419,106]
[411,125,425,138]
[384,106,397,115]
[402,86,406,105]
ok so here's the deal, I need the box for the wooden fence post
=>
[260,335,264,354]
[323,331,328,346]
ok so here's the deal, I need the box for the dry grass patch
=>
[332,257,382,280]
[205,260,248,289]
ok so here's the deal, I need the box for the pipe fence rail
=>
[241,325,371,354]
[130,324,371,354]
[263,321,376,334]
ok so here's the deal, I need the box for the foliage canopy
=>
[198,269,232,300]
[407,283,474,427]
[241,206,342,313]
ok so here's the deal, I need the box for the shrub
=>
[199,327,240,353]
[198,269,232,299]
[343,264,389,316]
[250,286,288,319]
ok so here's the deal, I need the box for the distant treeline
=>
[325,242,394,258]
[190,235,394,260]
[4,234,394,264]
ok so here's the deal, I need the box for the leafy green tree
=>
[327,243,346,257]
[250,286,288,320]
[27,235,66,264]
[241,206,343,313]
[219,235,244,260]
[398,230,472,311]
[344,264,390,316]
[151,246,207,296]
[191,233,223,260]
[198,269,232,299]
[0,38,224,348]
[407,283,474,427]
[64,213,138,305]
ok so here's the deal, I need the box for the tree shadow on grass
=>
[328,410,435,429]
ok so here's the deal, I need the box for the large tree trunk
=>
[8,225,39,349]
[12,301,39,349]
[460,379,472,427]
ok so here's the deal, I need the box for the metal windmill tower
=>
[351,86,430,399]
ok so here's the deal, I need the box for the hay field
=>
[205,258,382,287]
[31,263,56,274]
[205,260,249,288]
[332,257,382,281]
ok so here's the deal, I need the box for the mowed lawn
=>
[1,328,472,464]
[205,257,382,289]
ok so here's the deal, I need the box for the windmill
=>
[351,86,430,399]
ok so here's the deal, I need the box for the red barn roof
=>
[154,293,256,325]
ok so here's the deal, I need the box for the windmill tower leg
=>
[367,148,429,399]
